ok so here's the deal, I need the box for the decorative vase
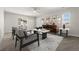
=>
[63,24,65,29]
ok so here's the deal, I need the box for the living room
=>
[0,7,79,51]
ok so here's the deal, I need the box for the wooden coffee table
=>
[33,29,50,39]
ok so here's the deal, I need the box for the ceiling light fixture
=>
[31,7,40,13]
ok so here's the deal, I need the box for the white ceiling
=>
[4,7,64,16]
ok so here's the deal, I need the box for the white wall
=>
[69,8,79,37]
[36,17,43,27]
[0,8,4,40]
[36,8,79,37]
[4,12,36,33]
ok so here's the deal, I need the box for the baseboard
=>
[69,34,79,37]
[4,32,12,34]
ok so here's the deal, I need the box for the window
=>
[62,12,71,28]
[62,12,70,24]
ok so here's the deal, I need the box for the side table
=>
[59,28,69,37]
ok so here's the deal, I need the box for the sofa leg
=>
[15,37,18,48]
[37,33,40,46]
[20,39,23,51]
[12,34,14,40]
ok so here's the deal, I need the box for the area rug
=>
[0,33,63,51]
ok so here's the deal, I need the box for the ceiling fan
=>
[31,7,40,13]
